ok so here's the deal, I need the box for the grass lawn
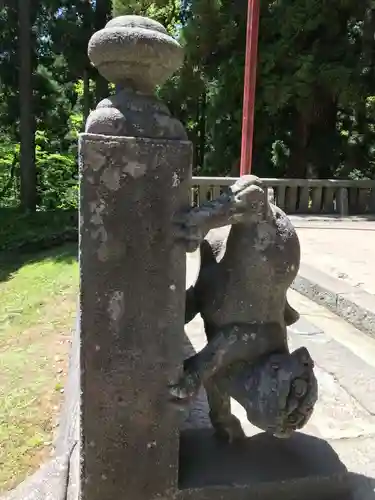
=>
[0,243,78,493]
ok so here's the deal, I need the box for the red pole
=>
[240,0,260,176]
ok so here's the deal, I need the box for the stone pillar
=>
[337,187,349,216]
[79,16,192,500]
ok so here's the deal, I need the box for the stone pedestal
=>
[79,16,192,500]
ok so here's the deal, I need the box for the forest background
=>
[1,0,374,217]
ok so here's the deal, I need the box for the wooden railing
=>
[192,177,375,215]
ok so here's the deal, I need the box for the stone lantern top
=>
[88,15,184,94]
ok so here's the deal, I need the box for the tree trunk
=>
[198,91,206,168]
[81,0,93,126]
[286,112,309,178]
[18,0,37,211]
[315,97,338,179]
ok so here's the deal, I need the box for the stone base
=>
[179,429,349,498]
[179,429,375,500]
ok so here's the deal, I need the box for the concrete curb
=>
[292,263,375,337]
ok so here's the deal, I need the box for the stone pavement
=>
[291,216,375,296]
[290,216,375,336]
[181,290,375,499]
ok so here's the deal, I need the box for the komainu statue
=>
[171,175,318,441]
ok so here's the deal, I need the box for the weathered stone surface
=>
[88,15,183,92]
[80,14,193,500]
[85,89,187,140]
[79,133,191,500]
[182,310,375,440]
[54,317,80,458]
[85,16,187,140]
[170,175,318,441]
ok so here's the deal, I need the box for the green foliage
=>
[160,0,375,178]
[0,139,19,209]
[0,209,77,253]
[112,0,181,34]
[36,149,78,211]
[0,124,79,211]
[1,0,375,222]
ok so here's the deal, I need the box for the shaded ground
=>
[0,209,77,276]
[0,244,78,493]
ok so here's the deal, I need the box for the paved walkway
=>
[289,216,375,336]
[291,216,375,296]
